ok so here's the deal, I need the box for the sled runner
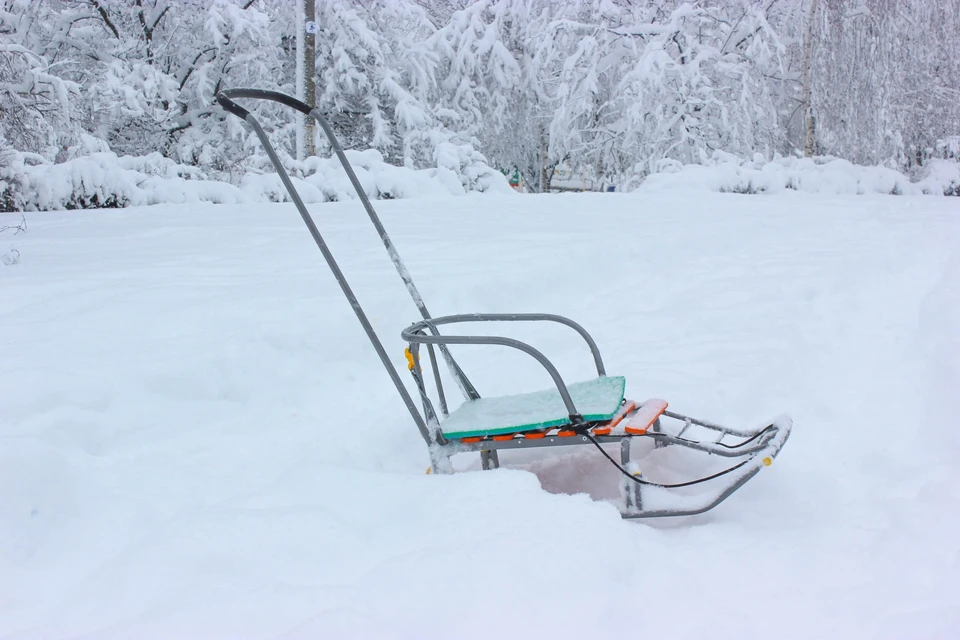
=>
[216,88,791,519]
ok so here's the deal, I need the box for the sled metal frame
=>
[216,88,791,519]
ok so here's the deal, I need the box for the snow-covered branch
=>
[0,0,956,199]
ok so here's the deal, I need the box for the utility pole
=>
[295,0,317,160]
[304,0,317,158]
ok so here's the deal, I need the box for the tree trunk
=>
[538,132,546,192]
[802,0,819,157]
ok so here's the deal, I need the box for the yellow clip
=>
[404,348,415,371]
[762,457,772,467]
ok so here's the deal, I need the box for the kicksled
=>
[216,88,792,519]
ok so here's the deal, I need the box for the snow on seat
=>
[440,376,626,439]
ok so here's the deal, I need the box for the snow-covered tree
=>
[0,0,291,172]
[1,0,958,189]
[0,1,80,158]
[802,0,960,169]
[430,0,553,189]
[308,0,447,167]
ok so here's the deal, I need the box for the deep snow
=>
[1,192,959,638]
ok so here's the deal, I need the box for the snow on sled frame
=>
[216,88,791,519]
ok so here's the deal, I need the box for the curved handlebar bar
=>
[402,313,606,376]
[216,89,313,119]
[402,327,583,420]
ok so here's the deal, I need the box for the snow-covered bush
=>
[634,153,955,197]
[0,148,24,212]
[9,147,511,212]
[241,146,510,204]
[916,160,960,197]
[433,142,513,194]
[18,152,237,210]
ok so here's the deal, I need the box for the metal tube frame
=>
[402,312,608,440]
[405,313,606,376]
[217,89,434,443]
[215,88,792,519]
[217,89,477,402]
[401,313,611,424]
[440,412,791,519]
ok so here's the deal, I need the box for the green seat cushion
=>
[440,376,626,439]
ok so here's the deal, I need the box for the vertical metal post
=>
[303,0,317,157]
[480,449,499,470]
[653,418,667,449]
[620,438,634,510]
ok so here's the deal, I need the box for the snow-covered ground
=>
[2,191,959,638]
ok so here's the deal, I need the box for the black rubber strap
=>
[216,89,313,118]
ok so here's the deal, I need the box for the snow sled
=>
[216,88,791,519]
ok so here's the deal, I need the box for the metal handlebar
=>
[216,88,480,406]
[217,88,313,118]
[402,322,589,421]
[402,313,606,376]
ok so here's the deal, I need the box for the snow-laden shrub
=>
[434,142,513,194]
[10,146,511,212]
[0,148,27,213]
[240,146,510,204]
[633,152,940,196]
[916,160,960,197]
[17,152,249,211]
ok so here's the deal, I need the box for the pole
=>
[802,0,819,157]
[303,0,317,158]
[295,0,305,161]
[539,131,545,193]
